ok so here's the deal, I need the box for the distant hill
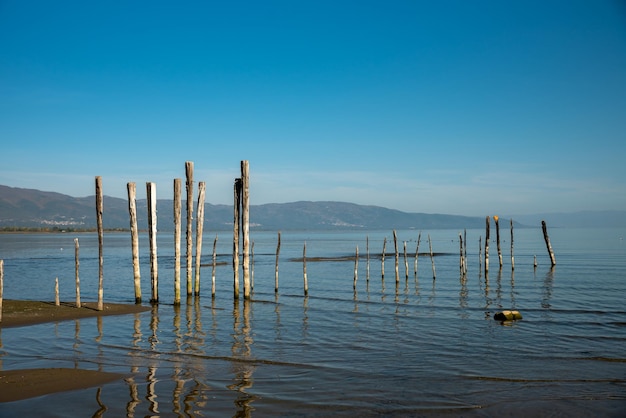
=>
[1,184,623,231]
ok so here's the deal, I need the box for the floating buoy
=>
[494,310,523,321]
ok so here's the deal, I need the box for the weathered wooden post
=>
[0,259,3,322]
[414,232,421,277]
[542,220,556,267]
[428,234,436,279]
[55,277,60,306]
[393,230,399,283]
[485,216,490,273]
[353,245,359,290]
[146,182,158,304]
[381,237,387,279]
[478,236,482,272]
[510,219,515,271]
[459,233,464,276]
[195,181,206,296]
[303,241,308,296]
[74,238,81,308]
[366,235,370,282]
[127,182,141,303]
[464,229,468,275]
[403,241,409,280]
[173,179,182,305]
[251,240,255,291]
[233,178,241,299]
[534,255,537,268]
[241,160,251,299]
[494,215,502,269]
[185,161,194,296]
[212,234,218,298]
[95,176,104,311]
[275,231,281,293]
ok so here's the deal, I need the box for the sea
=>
[0,227,625,417]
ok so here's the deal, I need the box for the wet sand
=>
[0,299,150,403]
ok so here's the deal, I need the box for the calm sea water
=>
[0,227,625,417]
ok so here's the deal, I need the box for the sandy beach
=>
[0,300,150,403]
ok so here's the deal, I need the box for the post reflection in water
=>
[229,299,257,417]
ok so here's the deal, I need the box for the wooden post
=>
[275,231,281,293]
[55,277,60,306]
[74,238,81,308]
[173,179,182,305]
[353,245,359,290]
[185,161,194,296]
[0,259,3,322]
[147,182,158,304]
[414,232,421,277]
[403,241,409,280]
[195,181,206,296]
[510,219,515,271]
[251,240,255,291]
[241,160,251,299]
[478,236,482,272]
[95,176,104,311]
[233,178,241,299]
[393,230,399,283]
[485,216,490,273]
[127,182,141,304]
[211,234,218,298]
[366,235,370,282]
[494,215,502,269]
[459,233,464,276]
[381,237,387,279]
[542,220,556,266]
[303,241,308,296]
[464,229,467,275]
[534,255,537,268]
[428,234,436,280]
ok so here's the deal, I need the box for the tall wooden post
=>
[393,230,399,283]
[241,160,251,299]
[381,237,387,279]
[510,219,515,270]
[542,220,556,267]
[275,231,281,293]
[185,161,194,296]
[366,235,370,282]
[414,232,421,277]
[95,176,104,311]
[74,238,81,308]
[127,182,141,303]
[484,216,490,273]
[147,182,158,303]
[494,215,502,269]
[428,234,436,280]
[459,233,464,276]
[212,234,218,298]
[403,241,409,280]
[303,241,308,295]
[353,245,359,290]
[173,179,182,305]
[195,181,206,296]
[233,178,241,299]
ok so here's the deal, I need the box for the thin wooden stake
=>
[195,181,206,296]
[534,255,537,268]
[414,232,421,277]
[459,233,464,276]
[542,220,556,266]
[485,216,490,273]
[510,219,515,271]
[381,237,387,279]
[494,215,502,269]
[55,277,60,306]
[146,182,158,304]
[478,236,482,273]
[233,178,241,299]
[212,234,218,298]
[403,241,409,280]
[428,234,436,280]
[95,176,104,311]
[366,235,370,282]
[0,259,3,322]
[393,230,399,283]
[275,231,281,293]
[241,160,251,299]
[74,238,81,308]
[303,241,308,296]
[185,161,194,296]
[353,245,359,290]
[251,240,255,291]
[127,182,141,304]
[173,179,182,305]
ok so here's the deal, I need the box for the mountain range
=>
[0,184,624,231]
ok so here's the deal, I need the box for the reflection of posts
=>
[229,299,256,416]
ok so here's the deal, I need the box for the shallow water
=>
[1,228,625,417]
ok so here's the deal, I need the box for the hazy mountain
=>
[1,184,623,231]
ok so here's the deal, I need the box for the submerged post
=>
[510,219,515,271]
[95,176,104,311]
[485,216,490,273]
[173,179,182,305]
[74,238,81,308]
[185,161,194,296]
[542,220,556,267]
[241,160,251,299]
[275,231,281,293]
[127,182,141,303]
[147,182,158,303]
[233,178,242,299]
[195,181,206,296]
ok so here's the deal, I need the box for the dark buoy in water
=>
[494,310,523,321]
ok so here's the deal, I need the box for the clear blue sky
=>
[1,1,625,216]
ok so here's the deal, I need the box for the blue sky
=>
[1,1,625,216]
